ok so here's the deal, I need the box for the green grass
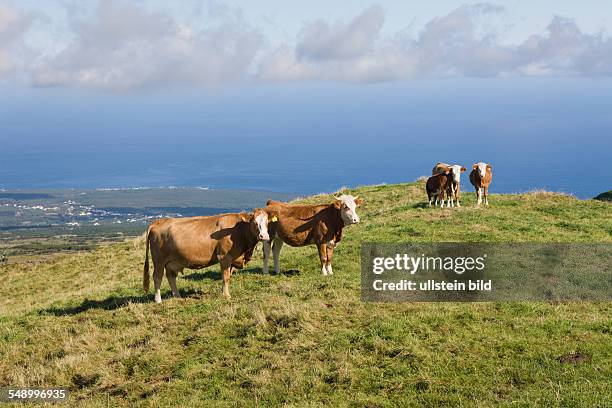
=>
[0,182,611,407]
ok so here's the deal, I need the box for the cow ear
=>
[472,164,478,170]
[267,210,279,222]
[354,196,363,206]
[461,167,467,172]
[486,164,492,170]
[239,212,250,222]
[333,199,342,209]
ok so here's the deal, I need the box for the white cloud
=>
[30,0,263,90]
[258,3,612,83]
[0,2,31,76]
[515,16,612,76]
[296,6,384,61]
[1,1,611,89]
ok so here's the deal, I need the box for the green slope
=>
[1,182,611,407]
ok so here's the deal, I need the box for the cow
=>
[432,162,467,207]
[143,209,270,302]
[262,195,362,276]
[426,171,454,208]
[469,162,493,206]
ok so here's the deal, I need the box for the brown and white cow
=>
[426,171,453,208]
[143,209,270,302]
[263,195,362,276]
[432,162,467,207]
[469,162,493,206]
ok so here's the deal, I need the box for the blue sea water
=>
[1,79,611,198]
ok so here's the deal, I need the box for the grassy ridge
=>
[0,182,611,407]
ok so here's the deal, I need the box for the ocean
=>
[1,79,611,198]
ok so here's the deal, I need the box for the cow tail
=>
[143,227,151,293]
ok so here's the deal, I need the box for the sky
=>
[1,0,611,89]
[0,1,611,196]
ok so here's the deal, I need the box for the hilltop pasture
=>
[0,182,611,407]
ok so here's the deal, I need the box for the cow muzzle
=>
[259,232,270,241]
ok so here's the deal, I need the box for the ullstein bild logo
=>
[361,243,612,302]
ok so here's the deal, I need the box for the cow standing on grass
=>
[263,195,362,276]
[426,171,454,208]
[143,209,270,302]
[469,162,493,206]
[432,163,467,207]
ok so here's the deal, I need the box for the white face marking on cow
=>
[450,165,462,184]
[254,212,269,241]
[336,194,360,225]
[477,162,488,178]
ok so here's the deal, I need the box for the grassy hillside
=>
[1,182,611,407]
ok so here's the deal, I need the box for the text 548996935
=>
[1,388,68,402]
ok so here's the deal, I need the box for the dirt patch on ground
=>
[558,352,591,364]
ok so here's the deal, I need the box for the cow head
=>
[450,165,467,184]
[333,194,362,225]
[473,162,489,179]
[241,209,270,241]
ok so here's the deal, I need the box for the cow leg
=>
[272,238,283,275]
[428,193,433,207]
[220,260,232,299]
[440,190,445,208]
[153,261,164,304]
[326,241,335,275]
[456,185,461,207]
[476,187,482,206]
[262,240,271,274]
[166,265,181,298]
[317,243,328,276]
[484,186,489,206]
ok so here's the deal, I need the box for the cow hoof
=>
[154,298,162,304]
[222,293,231,299]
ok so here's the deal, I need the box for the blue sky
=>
[0,1,611,195]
